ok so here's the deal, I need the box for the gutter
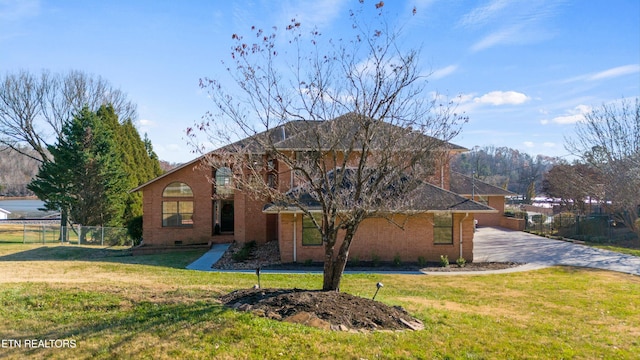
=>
[460,212,469,259]
[293,213,297,263]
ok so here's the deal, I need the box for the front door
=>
[220,200,234,233]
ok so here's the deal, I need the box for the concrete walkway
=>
[185,243,230,271]
[472,227,640,276]
[186,228,640,276]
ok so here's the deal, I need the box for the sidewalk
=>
[185,243,230,271]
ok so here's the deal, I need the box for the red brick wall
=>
[141,162,214,246]
[140,161,273,246]
[236,191,272,244]
[473,196,504,226]
[278,213,475,263]
[500,216,525,231]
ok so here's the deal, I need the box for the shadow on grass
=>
[0,245,208,269]
[16,300,230,358]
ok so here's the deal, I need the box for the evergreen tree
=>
[96,105,163,224]
[28,106,127,229]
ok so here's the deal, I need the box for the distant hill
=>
[0,146,181,197]
[0,146,41,197]
[451,146,561,196]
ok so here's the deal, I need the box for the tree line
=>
[451,146,561,203]
[0,70,163,234]
[0,145,40,196]
[545,98,639,233]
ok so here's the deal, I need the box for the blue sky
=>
[1,0,638,163]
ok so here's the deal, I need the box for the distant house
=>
[132,115,524,262]
[0,208,10,220]
[449,172,520,229]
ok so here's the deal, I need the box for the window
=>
[162,182,193,197]
[215,167,233,196]
[433,213,453,244]
[302,214,323,246]
[267,173,277,188]
[162,182,194,227]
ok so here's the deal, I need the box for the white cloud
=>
[474,91,530,106]
[139,119,155,127]
[523,141,535,148]
[0,0,40,21]
[460,0,564,52]
[558,64,640,84]
[459,0,511,28]
[551,114,583,124]
[588,64,640,81]
[280,0,347,29]
[470,25,524,52]
[431,64,458,79]
[457,93,476,103]
[550,104,591,124]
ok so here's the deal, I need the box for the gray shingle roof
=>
[132,114,467,192]
[449,172,516,196]
[271,113,467,152]
[263,168,496,214]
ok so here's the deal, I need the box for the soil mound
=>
[220,288,424,332]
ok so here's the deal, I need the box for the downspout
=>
[460,213,469,259]
[293,213,297,263]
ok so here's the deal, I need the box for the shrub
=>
[126,216,143,246]
[417,256,427,267]
[439,255,449,267]
[371,254,381,267]
[531,214,547,224]
[349,256,360,267]
[304,258,313,266]
[393,254,402,267]
[232,241,256,262]
[456,257,466,267]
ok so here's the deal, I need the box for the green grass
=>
[590,243,640,257]
[0,244,639,359]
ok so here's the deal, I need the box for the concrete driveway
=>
[473,227,640,276]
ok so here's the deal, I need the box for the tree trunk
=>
[322,227,356,291]
[59,209,68,242]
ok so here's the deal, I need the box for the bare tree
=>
[542,161,604,214]
[0,69,137,162]
[192,3,467,291]
[565,98,640,233]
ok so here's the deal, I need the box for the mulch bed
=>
[212,240,523,272]
[220,288,424,332]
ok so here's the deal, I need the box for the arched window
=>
[215,167,233,196]
[162,182,194,227]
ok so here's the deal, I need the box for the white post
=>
[23,223,26,244]
[101,227,104,246]
[293,213,297,263]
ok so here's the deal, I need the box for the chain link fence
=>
[524,212,637,243]
[0,222,134,247]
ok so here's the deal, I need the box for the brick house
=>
[449,172,517,227]
[132,115,507,263]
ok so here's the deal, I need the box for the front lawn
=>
[0,244,638,359]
